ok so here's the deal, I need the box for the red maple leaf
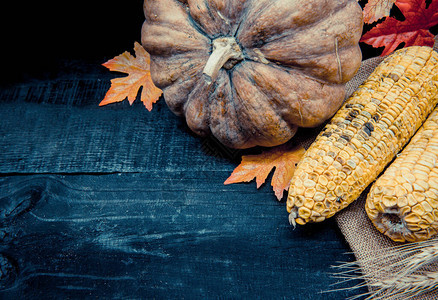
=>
[360,0,438,56]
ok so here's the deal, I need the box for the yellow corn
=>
[287,46,438,226]
[366,107,438,242]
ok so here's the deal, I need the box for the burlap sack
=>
[335,37,438,299]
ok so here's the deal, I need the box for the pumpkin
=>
[141,0,363,149]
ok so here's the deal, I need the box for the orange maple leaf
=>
[224,144,306,200]
[363,0,396,24]
[99,42,162,111]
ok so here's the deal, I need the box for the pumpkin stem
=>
[203,37,243,85]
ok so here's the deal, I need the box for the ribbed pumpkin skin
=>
[141,0,363,149]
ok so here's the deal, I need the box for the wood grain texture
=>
[1,174,360,299]
[0,75,240,174]
[0,63,366,298]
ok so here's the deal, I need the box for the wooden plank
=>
[0,98,244,174]
[0,74,328,175]
[0,75,322,175]
[0,174,364,299]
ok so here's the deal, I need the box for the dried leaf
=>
[100,42,162,111]
[363,0,396,24]
[360,0,438,56]
[224,144,306,200]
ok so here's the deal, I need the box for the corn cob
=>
[287,46,438,226]
[366,107,438,242]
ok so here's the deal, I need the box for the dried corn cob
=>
[366,107,438,242]
[287,46,438,226]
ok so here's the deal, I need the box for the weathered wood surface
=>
[0,67,366,299]
[0,73,243,174]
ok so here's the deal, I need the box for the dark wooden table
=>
[0,0,376,297]
[0,59,367,299]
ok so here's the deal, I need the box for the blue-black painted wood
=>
[0,61,366,299]
[0,174,363,299]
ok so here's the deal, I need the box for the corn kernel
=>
[298,207,311,219]
[313,192,325,202]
